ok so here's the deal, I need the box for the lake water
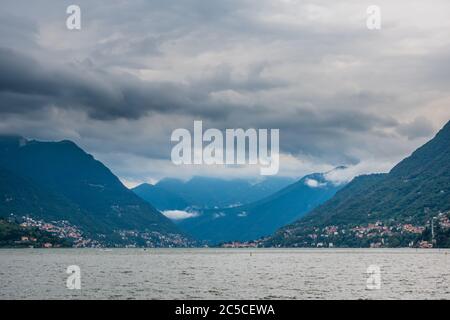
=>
[0,248,449,300]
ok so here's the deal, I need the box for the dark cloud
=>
[0,0,449,183]
[0,47,237,120]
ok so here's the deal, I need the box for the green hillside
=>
[0,136,191,247]
[266,120,450,248]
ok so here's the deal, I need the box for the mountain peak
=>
[132,183,155,191]
[0,136,186,246]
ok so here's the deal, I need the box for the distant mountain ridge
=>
[178,168,346,244]
[0,135,190,247]
[133,176,296,210]
[266,120,450,247]
[132,183,189,211]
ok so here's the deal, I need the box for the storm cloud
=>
[0,0,450,184]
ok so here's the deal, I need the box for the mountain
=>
[178,169,345,244]
[142,176,295,210]
[132,183,189,211]
[0,135,190,247]
[0,165,99,231]
[266,120,450,248]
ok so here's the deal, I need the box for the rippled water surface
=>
[0,248,449,299]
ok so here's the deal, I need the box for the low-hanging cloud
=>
[162,210,199,220]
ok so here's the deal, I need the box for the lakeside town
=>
[221,212,450,249]
[2,212,450,249]
[2,215,194,248]
[15,216,101,248]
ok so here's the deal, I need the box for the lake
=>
[0,248,449,300]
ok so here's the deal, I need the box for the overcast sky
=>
[1,0,450,187]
